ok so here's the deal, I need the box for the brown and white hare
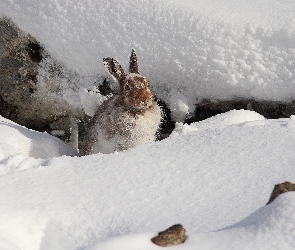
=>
[81,50,161,154]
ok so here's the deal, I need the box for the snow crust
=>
[1,0,295,111]
[1,110,295,249]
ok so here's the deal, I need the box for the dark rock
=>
[151,224,187,247]
[0,17,84,135]
[156,98,175,140]
[27,41,43,63]
[97,78,115,96]
[191,99,295,124]
[267,181,295,205]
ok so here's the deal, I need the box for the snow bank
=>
[0,115,78,162]
[172,109,266,135]
[96,192,295,250]
[184,192,295,250]
[0,111,295,249]
[1,0,295,111]
[90,191,295,250]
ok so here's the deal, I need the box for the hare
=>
[81,50,161,155]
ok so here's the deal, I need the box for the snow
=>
[89,190,295,250]
[0,116,78,160]
[1,0,295,249]
[1,110,295,249]
[1,0,295,111]
[172,109,266,135]
[168,90,191,122]
[0,116,78,177]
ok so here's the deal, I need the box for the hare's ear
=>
[129,49,139,74]
[103,57,125,82]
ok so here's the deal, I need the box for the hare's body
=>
[86,96,161,154]
[82,50,161,155]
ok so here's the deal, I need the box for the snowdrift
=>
[0,111,295,249]
[94,193,295,250]
[1,0,295,249]
[0,116,77,160]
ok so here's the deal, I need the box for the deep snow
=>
[1,0,295,249]
[1,0,295,113]
[1,111,295,249]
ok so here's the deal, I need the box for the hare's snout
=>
[139,96,153,108]
[125,90,153,111]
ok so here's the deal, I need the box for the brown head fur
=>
[122,74,153,112]
[103,50,154,113]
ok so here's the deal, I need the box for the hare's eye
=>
[125,84,131,91]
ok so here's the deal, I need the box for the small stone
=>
[151,224,187,247]
[267,181,295,205]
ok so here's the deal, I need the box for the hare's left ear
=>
[103,57,126,83]
[129,49,139,74]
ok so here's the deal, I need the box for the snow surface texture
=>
[0,116,78,158]
[0,116,78,177]
[1,110,295,249]
[1,0,295,249]
[1,0,295,114]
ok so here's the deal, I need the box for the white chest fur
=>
[89,99,161,154]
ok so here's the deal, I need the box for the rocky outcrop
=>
[151,224,187,247]
[0,17,84,134]
[191,99,295,123]
[267,181,295,205]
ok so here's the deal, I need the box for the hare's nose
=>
[140,100,147,106]
[142,98,152,106]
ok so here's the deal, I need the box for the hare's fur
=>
[82,50,161,155]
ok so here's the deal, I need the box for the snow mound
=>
[0,116,78,161]
[90,186,295,250]
[187,192,295,250]
[1,113,295,249]
[172,109,266,136]
[88,233,158,250]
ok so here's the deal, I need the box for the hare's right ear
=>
[103,57,125,83]
[129,49,139,74]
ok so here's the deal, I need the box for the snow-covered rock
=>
[1,0,295,107]
[0,18,105,135]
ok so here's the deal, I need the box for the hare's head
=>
[103,50,154,112]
